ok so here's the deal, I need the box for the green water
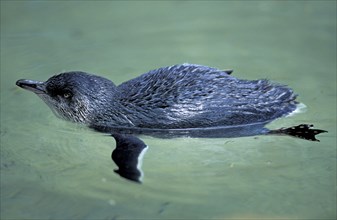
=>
[1,1,336,219]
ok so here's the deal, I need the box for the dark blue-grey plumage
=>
[115,64,297,129]
[16,63,298,130]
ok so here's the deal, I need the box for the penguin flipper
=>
[111,134,148,183]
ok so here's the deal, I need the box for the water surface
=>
[1,1,336,219]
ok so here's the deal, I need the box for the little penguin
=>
[15,63,328,182]
[16,63,326,141]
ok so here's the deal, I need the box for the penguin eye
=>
[63,92,72,99]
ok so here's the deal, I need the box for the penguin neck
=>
[89,88,138,128]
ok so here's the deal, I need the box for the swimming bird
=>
[16,63,325,141]
[16,63,327,182]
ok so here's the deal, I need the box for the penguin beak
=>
[16,79,46,94]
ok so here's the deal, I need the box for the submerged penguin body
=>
[16,64,297,130]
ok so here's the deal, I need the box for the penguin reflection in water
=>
[16,64,327,182]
